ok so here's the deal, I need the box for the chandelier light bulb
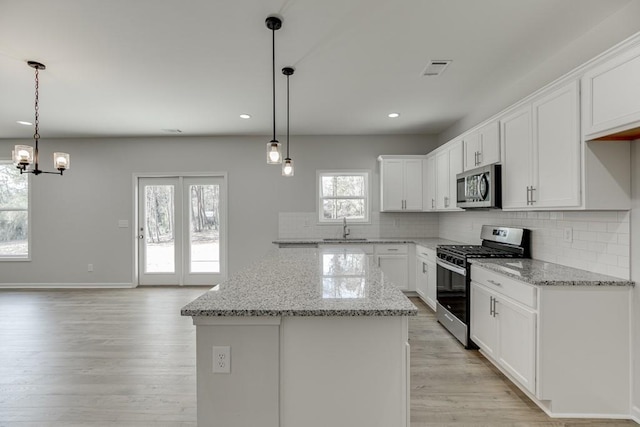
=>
[267,141,282,164]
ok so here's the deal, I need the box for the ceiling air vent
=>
[422,60,451,76]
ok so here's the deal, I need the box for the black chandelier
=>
[13,61,70,176]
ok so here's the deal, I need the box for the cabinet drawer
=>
[375,244,408,254]
[471,265,537,309]
[415,245,436,262]
[323,244,374,254]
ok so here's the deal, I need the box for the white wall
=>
[631,141,640,420]
[0,134,437,285]
[439,1,640,144]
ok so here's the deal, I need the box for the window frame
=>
[316,170,371,224]
[0,160,31,261]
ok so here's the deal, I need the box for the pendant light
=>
[265,16,282,164]
[13,61,70,176]
[282,67,294,177]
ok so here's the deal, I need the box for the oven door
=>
[436,259,467,323]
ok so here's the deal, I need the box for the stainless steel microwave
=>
[456,164,501,209]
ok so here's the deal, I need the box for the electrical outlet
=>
[563,227,573,243]
[212,346,231,374]
[88,264,94,272]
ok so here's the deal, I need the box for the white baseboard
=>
[631,405,640,424]
[0,282,136,289]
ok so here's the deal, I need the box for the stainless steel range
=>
[436,225,530,349]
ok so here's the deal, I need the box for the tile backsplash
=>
[279,210,630,279]
[278,212,439,240]
[439,210,630,279]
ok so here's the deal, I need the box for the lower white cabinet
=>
[375,244,411,292]
[415,245,436,310]
[470,264,631,417]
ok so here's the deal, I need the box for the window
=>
[0,161,29,259]
[317,171,370,223]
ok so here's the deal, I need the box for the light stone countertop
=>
[273,237,463,250]
[471,258,634,287]
[181,247,418,317]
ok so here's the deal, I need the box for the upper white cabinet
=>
[378,156,423,212]
[434,140,463,211]
[501,80,581,210]
[463,121,500,171]
[422,154,436,211]
[582,43,640,140]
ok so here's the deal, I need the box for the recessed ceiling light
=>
[240,114,251,119]
[16,120,32,125]
[388,113,400,118]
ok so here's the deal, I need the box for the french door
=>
[138,176,226,285]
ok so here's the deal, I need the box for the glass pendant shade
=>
[282,158,294,177]
[14,145,33,166]
[267,141,282,164]
[54,152,70,170]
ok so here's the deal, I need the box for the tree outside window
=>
[0,161,29,259]
[318,171,369,223]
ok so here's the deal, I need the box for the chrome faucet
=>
[342,217,350,239]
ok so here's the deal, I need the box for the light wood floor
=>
[0,288,635,426]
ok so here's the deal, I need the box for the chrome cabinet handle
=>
[489,296,494,316]
[526,186,531,205]
[444,313,455,322]
[530,186,536,204]
[387,248,399,251]
[431,198,435,209]
[493,298,498,317]
[444,196,449,208]
[423,262,427,273]
[487,279,502,287]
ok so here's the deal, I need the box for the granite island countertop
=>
[273,237,463,250]
[181,247,418,317]
[471,258,634,287]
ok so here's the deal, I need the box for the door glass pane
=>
[189,184,220,273]
[145,185,175,273]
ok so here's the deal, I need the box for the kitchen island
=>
[181,246,417,427]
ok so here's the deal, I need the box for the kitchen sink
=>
[322,238,369,242]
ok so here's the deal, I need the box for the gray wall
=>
[0,134,437,285]
[632,141,640,418]
[438,0,640,144]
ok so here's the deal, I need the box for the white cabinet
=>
[463,121,500,171]
[470,264,630,416]
[470,268,537,395]
[375,244,410,291]
[433,140,463,211]
[422,154,436,211]
[582,43,640,140]
[501,80,580,209]
[415,245,436,311]
[379,156,423,212]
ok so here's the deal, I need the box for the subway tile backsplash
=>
[438,210,630,279]
[278,212,439,240]
[279,210,630,279]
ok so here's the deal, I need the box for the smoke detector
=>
[422,60,452,76]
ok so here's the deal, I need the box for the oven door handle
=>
[436,259,467,276]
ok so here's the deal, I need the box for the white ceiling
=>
[0,0,634,139]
